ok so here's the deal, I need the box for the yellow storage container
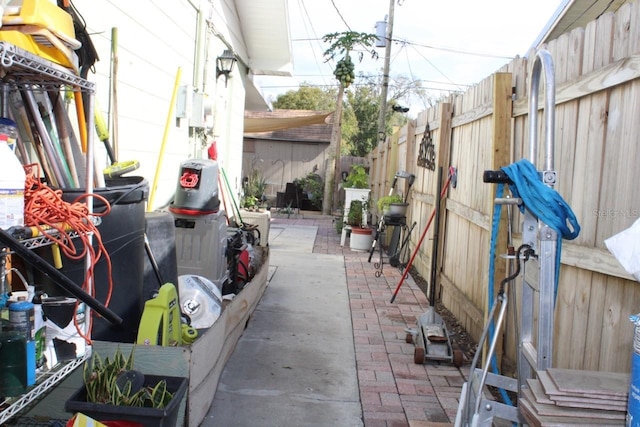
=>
[2,0,80,49]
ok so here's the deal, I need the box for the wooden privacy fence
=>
[367,1,640,374]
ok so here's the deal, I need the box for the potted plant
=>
[241,169,267,211]
[376,194,405,215]
[294,172,324,210]
[65,347,188,427]
[342,164,371,228]
[347,200,365,227]
[347,199,373,252]
[342,164,369,189]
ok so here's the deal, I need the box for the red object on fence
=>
[390,171,453,303]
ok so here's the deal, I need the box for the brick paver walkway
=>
[271,213,466,427]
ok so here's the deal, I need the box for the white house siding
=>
[72,0,248,210]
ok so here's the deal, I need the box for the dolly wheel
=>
[414,347,425,364]
[453,349,464,368]
[405,333,413,344]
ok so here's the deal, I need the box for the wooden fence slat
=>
[567,268,594,369]
[584,275,607,371]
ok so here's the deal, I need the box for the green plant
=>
[334,215,344,234]
[83,347,173,408]
[242,169,267,209]
[294,173,324,209]
[241,195,258,210]
[347,200,363,226]
[343,164,369,189]
[377,194,404,213]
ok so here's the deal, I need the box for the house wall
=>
[368,1,640,374]
[72,0,247,210]
[242,138,329,200]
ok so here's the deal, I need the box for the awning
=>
[244,111,333,133]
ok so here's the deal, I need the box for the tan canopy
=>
[244,111,333,133]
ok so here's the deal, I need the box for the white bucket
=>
[42,297,86,369]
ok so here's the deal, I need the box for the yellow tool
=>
[103,160,140,179]
[136,283,182,347]
[94,99,140,178]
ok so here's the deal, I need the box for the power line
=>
[297,0,331,87]
[291,36,515,60]
[406,43,468,92]
[396,37,514,60]
[329,0,352,30]
[259,80,468,92]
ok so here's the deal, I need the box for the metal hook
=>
[0,48,13,68]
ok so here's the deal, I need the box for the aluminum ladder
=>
[455,49,559,427]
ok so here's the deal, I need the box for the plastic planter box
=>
[64,375,188,427]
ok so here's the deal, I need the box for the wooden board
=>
[547,368,629,400]
[520,394,625,427]
[537,371,627,411]
[527,379,557,405]
[186,250,270,427]
[550,394,627,411]
[538,370,627,402]
[521,387,626,421]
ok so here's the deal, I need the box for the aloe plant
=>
[82,347,174,408]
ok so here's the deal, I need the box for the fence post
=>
[485,72,514,369]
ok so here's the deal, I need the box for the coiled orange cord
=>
[23,164,114,345]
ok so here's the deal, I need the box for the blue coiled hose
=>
[487,158,580,406]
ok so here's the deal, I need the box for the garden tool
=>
[136,282,182,347]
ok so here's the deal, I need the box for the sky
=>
[257,0,564,115]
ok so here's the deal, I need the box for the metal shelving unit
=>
[0,352,90,424]
[0,41,95,425]
[0,42,94,90]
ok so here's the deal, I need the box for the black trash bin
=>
[36,177,149,343]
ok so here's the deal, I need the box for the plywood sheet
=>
[520,396,625,427]
[522,388,626,421]
[538,370,626,401]
[550,396,627,411]
[547,368,629,400]
[537,370,627,411]
[527,379,556,405]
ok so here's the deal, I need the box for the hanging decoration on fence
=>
[417,123,436,171]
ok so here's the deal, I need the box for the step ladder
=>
[455,49,559,427]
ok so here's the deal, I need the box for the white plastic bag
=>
[605,218,640,282]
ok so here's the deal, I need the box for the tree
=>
[321,31,378,215]
[345,80,380,157]
[272,74,418,159]
[342,74,415,156]
[272,84,336,110]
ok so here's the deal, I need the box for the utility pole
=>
[376,0,395,145]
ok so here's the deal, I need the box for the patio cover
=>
[244,111,333,133]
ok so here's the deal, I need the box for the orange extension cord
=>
[22,164,114,344]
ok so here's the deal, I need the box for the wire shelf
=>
[0,351,91,425]
[0,42,94,90]
[0,39,95,423]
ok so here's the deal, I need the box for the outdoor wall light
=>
[216,49,237,87]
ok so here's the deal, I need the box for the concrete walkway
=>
[203,213,468,427]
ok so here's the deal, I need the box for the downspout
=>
[193,1,207,92]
